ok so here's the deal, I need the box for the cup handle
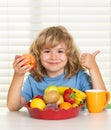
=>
[104,91,110,108]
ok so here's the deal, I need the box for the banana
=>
[74,97,84,105]
[72,88,86,100]
[57,86,86,100]
[57,86,69,95]
[72,103,79,108]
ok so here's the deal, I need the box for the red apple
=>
[22,54,36,70]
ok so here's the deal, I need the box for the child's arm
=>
[7,55,31,111]
[80,50,106,90]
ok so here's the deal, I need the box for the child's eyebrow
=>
[42,47,65,50]
[57,48,66,50]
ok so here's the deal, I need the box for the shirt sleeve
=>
[78,70,92,92]
[21,75,33,102]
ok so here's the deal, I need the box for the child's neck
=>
[47,71,64,78]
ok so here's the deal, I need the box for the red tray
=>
[25,102,84,120]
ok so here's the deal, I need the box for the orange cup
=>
[85,89,110,113]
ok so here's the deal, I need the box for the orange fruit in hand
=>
[22,54,36,70]
[59,102,72,110]
[30,98,46,110]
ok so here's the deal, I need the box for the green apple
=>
[44,85,59,94]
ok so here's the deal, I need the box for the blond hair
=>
[29,26,83,81]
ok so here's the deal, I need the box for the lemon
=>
[30,98,46,110]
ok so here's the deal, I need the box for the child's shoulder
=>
[77,69,89,77]
[25,74,36,81]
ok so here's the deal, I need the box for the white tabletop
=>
[0,107,111,130]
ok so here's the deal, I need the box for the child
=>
[7,25,106,111]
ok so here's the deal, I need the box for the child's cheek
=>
[60,55,67,61]
[41,54,49,61]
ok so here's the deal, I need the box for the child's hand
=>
[13,55,31,76]
[80,50,100,70]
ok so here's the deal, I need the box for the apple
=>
[44,85,59,94]
[22,54,36,70]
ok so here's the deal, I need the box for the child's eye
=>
[58,50,65,53]
[43,50,50,53]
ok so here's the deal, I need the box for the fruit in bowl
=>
[30,98,46,110]
[25,85,86,119]
[44,103,59,110]
[44,85,59,93]
[43,90,60,104]
[59,102,72,110]
[56,95,64,105]
[29,85,86,111]
[63,88,76,104]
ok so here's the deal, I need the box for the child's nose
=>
[50,52,58,59]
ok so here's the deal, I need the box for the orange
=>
[30,98,46,110]
[59,102,72,110]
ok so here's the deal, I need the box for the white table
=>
[0,107,111,130]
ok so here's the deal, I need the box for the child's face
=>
[40,42,68,77]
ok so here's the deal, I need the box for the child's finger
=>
[92,50,100,57]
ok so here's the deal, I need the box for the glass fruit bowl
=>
[25,102,84,120]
